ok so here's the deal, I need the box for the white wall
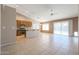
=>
[1,5,16,46]
[78,16,79,36]
[78,5,79,36]
[0,4,1,54]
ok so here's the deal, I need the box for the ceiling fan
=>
[50,9,54,16]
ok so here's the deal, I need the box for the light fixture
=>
[50,9,54,16]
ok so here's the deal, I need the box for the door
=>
[54,21,69,35]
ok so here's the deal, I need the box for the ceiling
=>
[16,4,78,22]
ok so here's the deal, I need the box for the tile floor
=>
[1,32,79,55]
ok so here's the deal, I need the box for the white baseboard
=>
[0,42,16,47]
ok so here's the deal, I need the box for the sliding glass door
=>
[54,22,61,34]
[61,21,69,35]
[54,21,69,35]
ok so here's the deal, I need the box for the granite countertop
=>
[17,29,29,31]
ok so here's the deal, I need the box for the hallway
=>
[1,32,79,55]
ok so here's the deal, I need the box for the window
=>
[54,21,69,35]
[61,22,69,35]
[32,24,40,30]
[74,32,78,36]
[42,23,49,31]
[54,22,61,34]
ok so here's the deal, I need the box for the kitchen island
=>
[17,28,26,37]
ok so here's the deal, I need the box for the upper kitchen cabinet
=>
[16,14,32,28]
[16,20,21,28]
[16,20,32,27]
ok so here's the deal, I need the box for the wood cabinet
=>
[16,20,32,27]
[16,20,32,36]
[17,20,21,27]
[17,30,26,37]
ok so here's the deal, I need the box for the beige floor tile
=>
[1,33,79,55]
